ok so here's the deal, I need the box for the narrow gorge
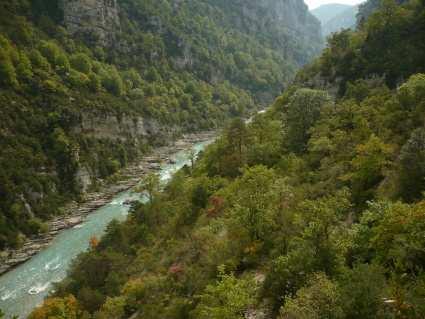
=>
[3,0,425,318]
[0,0,324,317]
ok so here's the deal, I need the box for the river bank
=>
[0,131,216,276]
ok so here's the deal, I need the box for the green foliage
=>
[192,268,256,319]
[0,0,270,247]
[16,51,33,81]
[68,69,89,88]
[70,53,92,75]
[338,264,388,319]
[348,134,393,204]
[285,89,330,154]
[87,73,101,93]
[29,49,51,72]
[6,0,425,318]
[226,166,280,244]
[38,40,62,66]
[279,273,343,319]
[100,66,124,96]
[137,173,160,206]
[397,128,425,201]
[28,295,83,319]
[0,42,18,87]
[298,0,425,94]
[44,31,425,317]
[122,68,142,89]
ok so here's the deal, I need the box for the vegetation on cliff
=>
[27,0,425,318]
[0,0,322,249]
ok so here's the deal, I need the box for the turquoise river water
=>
[0,140,212,318]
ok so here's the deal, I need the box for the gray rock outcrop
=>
[60,0,120,46]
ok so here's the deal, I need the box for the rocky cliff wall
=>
[72,111,181,191]
[60,0,120,46]
[73,112,180,144]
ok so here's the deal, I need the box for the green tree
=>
[247,116,283,167]
[279,273,344,319]
[16,51,33,82]
[338,264,387,319]
[285,89,330,154]
[397,128,425,202]
[50,128,78,193]
[55,52,71,74]
[228,166,279,243]
[348,134,393,205]
[192,268,256,319]
[0,47,18,87]
[29,49,51,71]
[68,69,89,88]
[98,296,126,319]
[38,40,62,65]
[263,246,317,314]
[88,72,101,92]
[122,68,143,89]
[70,53,92,75]
[357,201,425,274]
[101,66,124,96]
[138,173,160,206]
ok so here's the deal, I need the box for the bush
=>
[68,69,89,88]
[88,72,101,92]
[70,53,92,75]
[101,66,124,96]
[0,47,18,87]
[39,40,62,65]
[16,51,33,81]
[29,49,51,72]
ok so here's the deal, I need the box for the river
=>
[0,139,213,319]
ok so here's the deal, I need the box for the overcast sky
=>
[305,0,365,10]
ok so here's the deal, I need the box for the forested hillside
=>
[0,0,322,250]
[25,0,425,318]
[297,0,425,93]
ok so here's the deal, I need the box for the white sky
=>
[305,0,365,10]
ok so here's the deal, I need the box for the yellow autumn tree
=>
[28,295,82,319]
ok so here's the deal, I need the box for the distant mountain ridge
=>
[311,3,352,24]
[311,3,360,37]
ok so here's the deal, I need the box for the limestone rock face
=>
[61,0,120,46]
[73,112,181,146]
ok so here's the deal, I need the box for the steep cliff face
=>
[205,0,323,65]
[60,0,120,46]
[74,112,179,145]
[72,112,180,192]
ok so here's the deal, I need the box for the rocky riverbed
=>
[0,131,216,275]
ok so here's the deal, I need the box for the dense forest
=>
[0,0,322,249]
[22,0,425,318]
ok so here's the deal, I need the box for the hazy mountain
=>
[312,3,360,37]
[322,5,359,36]
[311,3,353,25]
